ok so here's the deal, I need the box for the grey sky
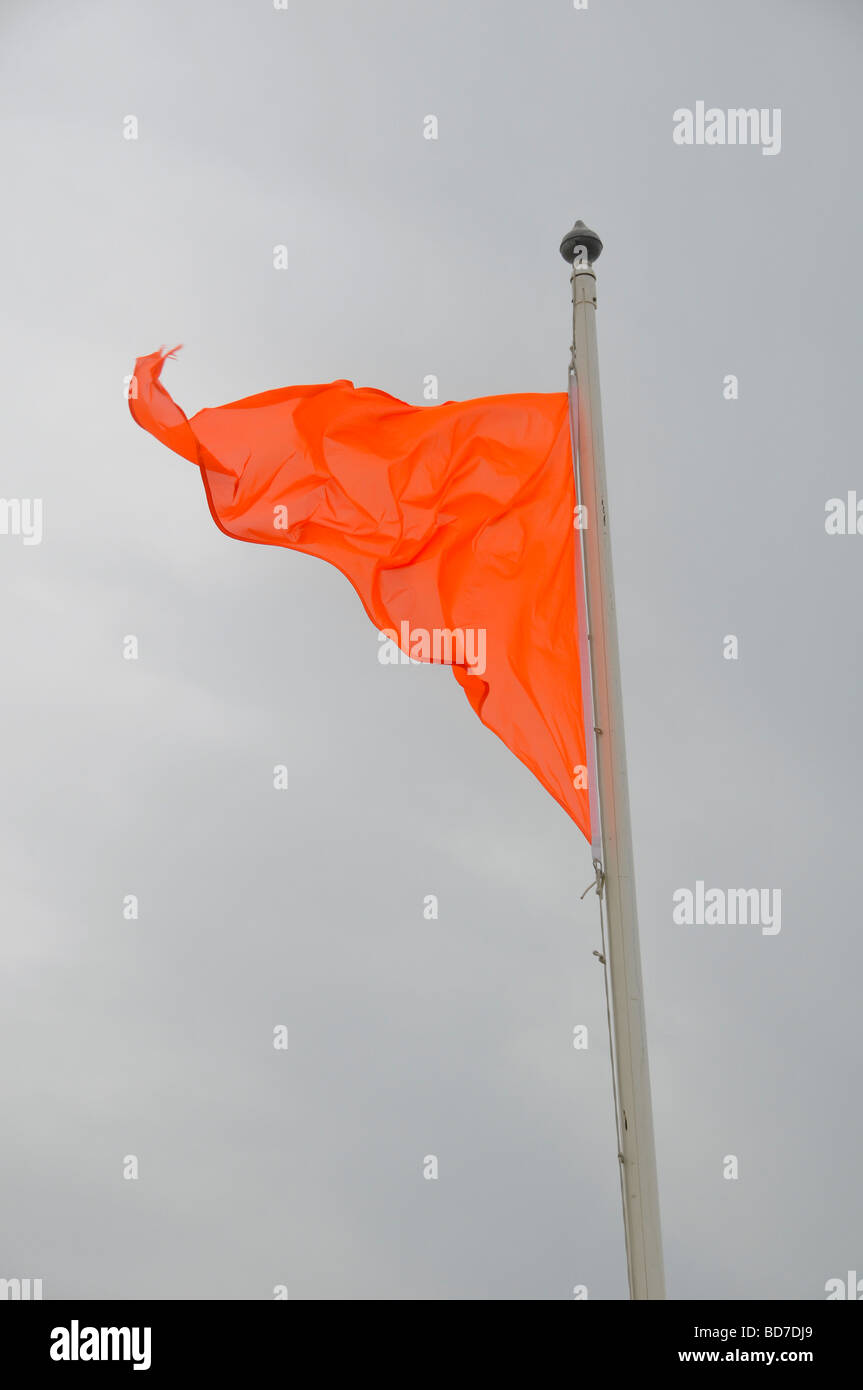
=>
[0,0,860,1299]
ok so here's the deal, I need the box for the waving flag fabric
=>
[129,348,591,839]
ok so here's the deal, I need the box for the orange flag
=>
[129,348,591,839]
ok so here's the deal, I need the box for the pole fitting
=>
[559,219,603,266]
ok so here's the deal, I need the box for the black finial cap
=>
[560,219,603,265]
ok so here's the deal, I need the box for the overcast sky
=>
[1,0,860,1300]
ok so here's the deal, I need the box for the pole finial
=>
[560,219,603,265]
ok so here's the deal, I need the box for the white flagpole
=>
[561,221,666,1300]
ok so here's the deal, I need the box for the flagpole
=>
[561,221,666,1300]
